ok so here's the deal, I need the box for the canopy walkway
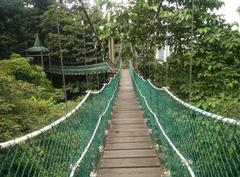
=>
[0,63,240,177]
[45,62,113,75]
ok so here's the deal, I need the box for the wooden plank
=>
[111,117,144,120]
[113,112,143,115]
[112,114,142,117]
[107,136,151,143]
[114,105,140,107]
[112,117,144,120]
[111,121,145,124]
[109,127,147,132]
[98,167,163,177]
[100,157,159,168]
[105,142,153,150]
[115,108,141,110]
[110,124,147,129]
[108,131,149,137]
[112,113,143,116]
[103,149,156,158]
[111,119,144,123]
[111,121,145,125]
[112,116,144,119]
[112,113,142,116]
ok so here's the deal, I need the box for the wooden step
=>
[107,136,151,143]
[108,131,149,137]
[105,142,153,150]
[98,167,163,177]
[103,149,156,159]
[100,157,159,168]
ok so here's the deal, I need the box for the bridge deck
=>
[97,69,164,177]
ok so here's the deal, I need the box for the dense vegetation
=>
[99,0,240,119]
[0,54,79,142]
[0,0,54,58]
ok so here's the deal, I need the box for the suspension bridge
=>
[0,0,240,176]
[0,62,239,177]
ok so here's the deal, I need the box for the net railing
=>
[0,67,121,177]
[130,62,240,177]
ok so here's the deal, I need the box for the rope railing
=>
[0,66,121,177]
[147,79,240,126]
[130,61,240,177]
[70,81,118,176]
[130,69,195,177]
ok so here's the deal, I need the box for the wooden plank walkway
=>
[97,69,164,177]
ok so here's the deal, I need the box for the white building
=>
[155,45,170,62]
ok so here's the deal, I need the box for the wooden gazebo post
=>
[41,52,44,66]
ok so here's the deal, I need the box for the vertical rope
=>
[165,60,168,86]
[95,42,99,90]
[165,1,170,87]
[189,0,194,103]
[78,0,105,58]
[103,72,106,84]
[84,23,89,89]
[154,62,157,84]
[56,7,68,113]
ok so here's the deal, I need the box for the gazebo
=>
[24,34,50,66]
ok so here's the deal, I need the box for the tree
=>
[0,0,55,59]
[99,0,240,118]
[0,54,65,141]
[41,3,105,64]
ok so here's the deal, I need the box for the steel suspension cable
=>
[83,22,90,89]
[56,6,68,113]
[148,0,164,39]
[140,0,164,83]
[165,1,170,87]
[189,0,194,103]
[78,0,105,53]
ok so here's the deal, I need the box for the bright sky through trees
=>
[216,0,240,24]
[89,0,240,25]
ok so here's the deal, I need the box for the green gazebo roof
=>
[25,35,49,53]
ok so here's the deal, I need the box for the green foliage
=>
[0,54,80,142]
[40,4,105,64]
[164,10,240,118]
[100,0,240,119]
[0,0,55,59]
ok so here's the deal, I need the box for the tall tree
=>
[99,0,240,117]
[0,0,55,59]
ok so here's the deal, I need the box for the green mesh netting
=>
[45,62,109,75]
[0,69,120,177]
[130,62,240,177]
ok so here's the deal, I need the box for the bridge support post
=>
[40,52,44,66]
[130,43,139,70]
[48,55,52,66]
